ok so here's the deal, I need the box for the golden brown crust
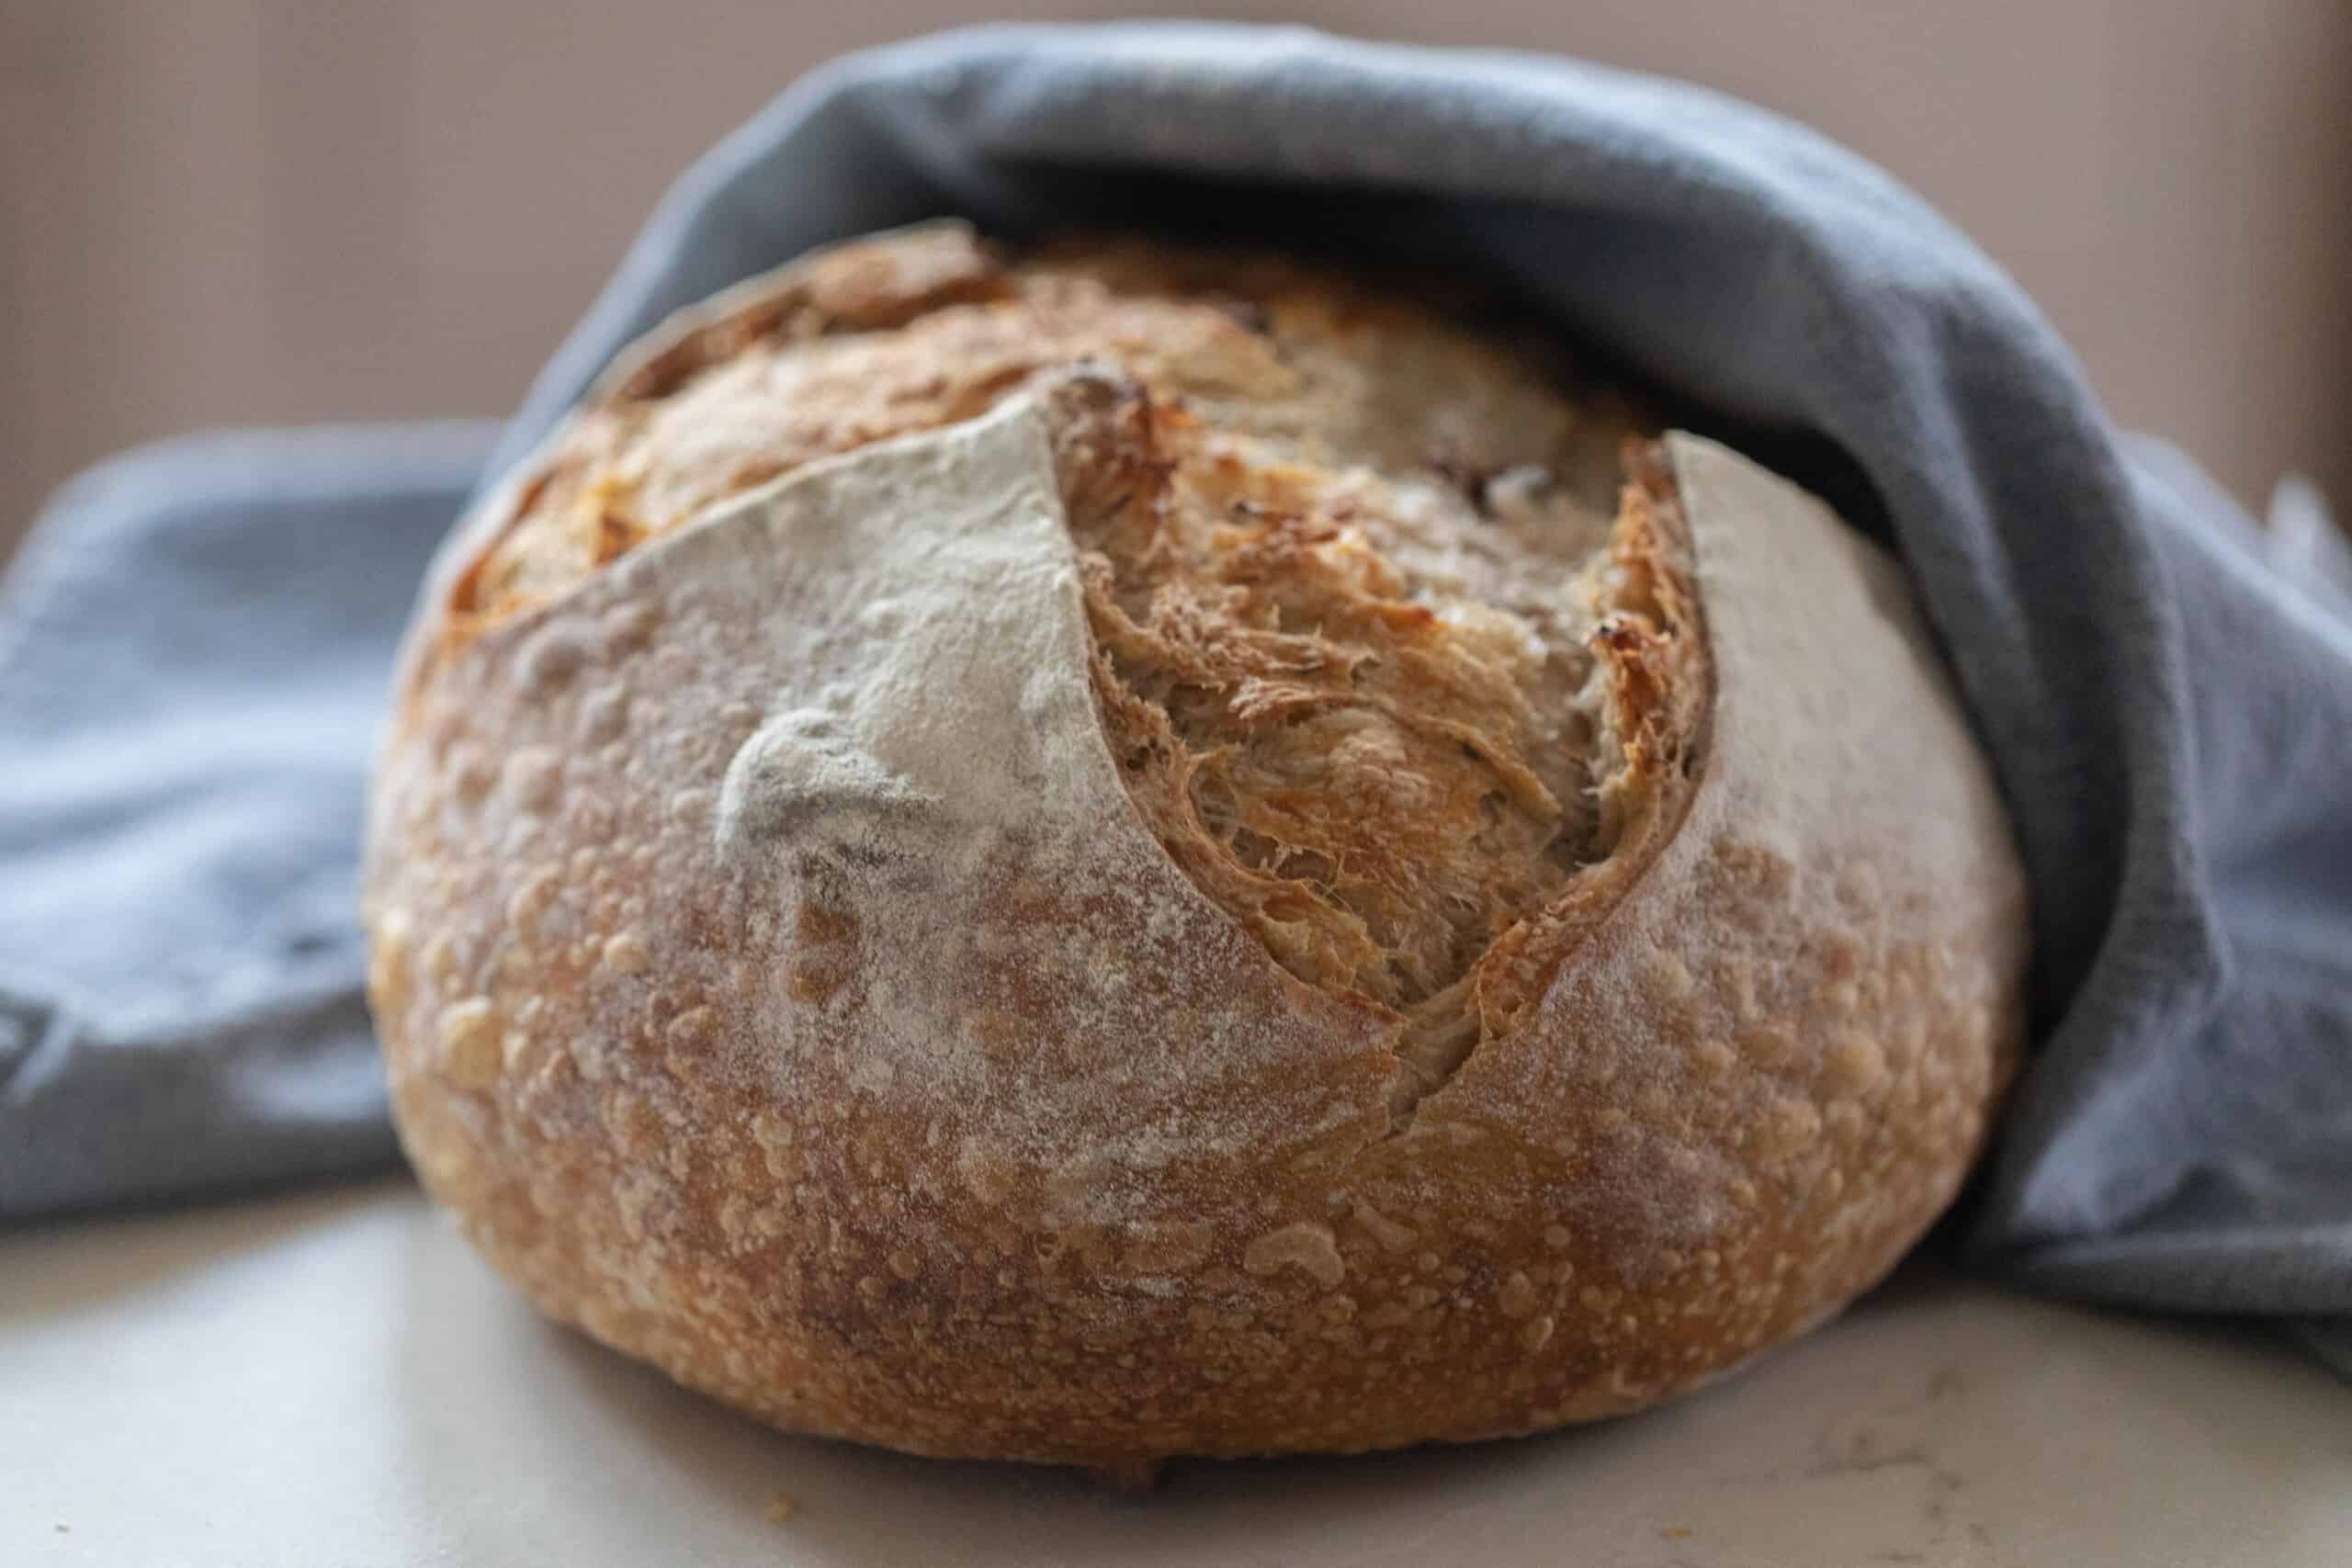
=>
[365,222,2028,1467]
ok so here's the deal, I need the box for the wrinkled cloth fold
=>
[3,24,2346,1367]
[0,425,497,1213]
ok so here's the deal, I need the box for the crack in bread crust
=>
[453,223,1677,1050]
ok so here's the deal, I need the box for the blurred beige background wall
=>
[5,1,2347,560]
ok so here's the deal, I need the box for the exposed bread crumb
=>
[459,230,1649,1079]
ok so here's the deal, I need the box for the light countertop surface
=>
[6,1181,2348,1567]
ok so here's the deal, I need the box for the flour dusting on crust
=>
[708,395,1113,887]
[362,225,2028,1468]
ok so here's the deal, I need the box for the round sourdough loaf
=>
[364,221,2029,1471]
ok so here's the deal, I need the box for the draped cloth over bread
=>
[1,23,2346,1370]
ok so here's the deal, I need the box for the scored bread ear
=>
[1378,432,2028,1414]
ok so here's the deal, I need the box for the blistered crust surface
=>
[371,399,1408,1445]
[367,229,2028,1466]
[1389,436,2030,1407]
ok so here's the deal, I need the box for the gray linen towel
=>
[0,425,498,1213]
[4,25,2346,1367]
